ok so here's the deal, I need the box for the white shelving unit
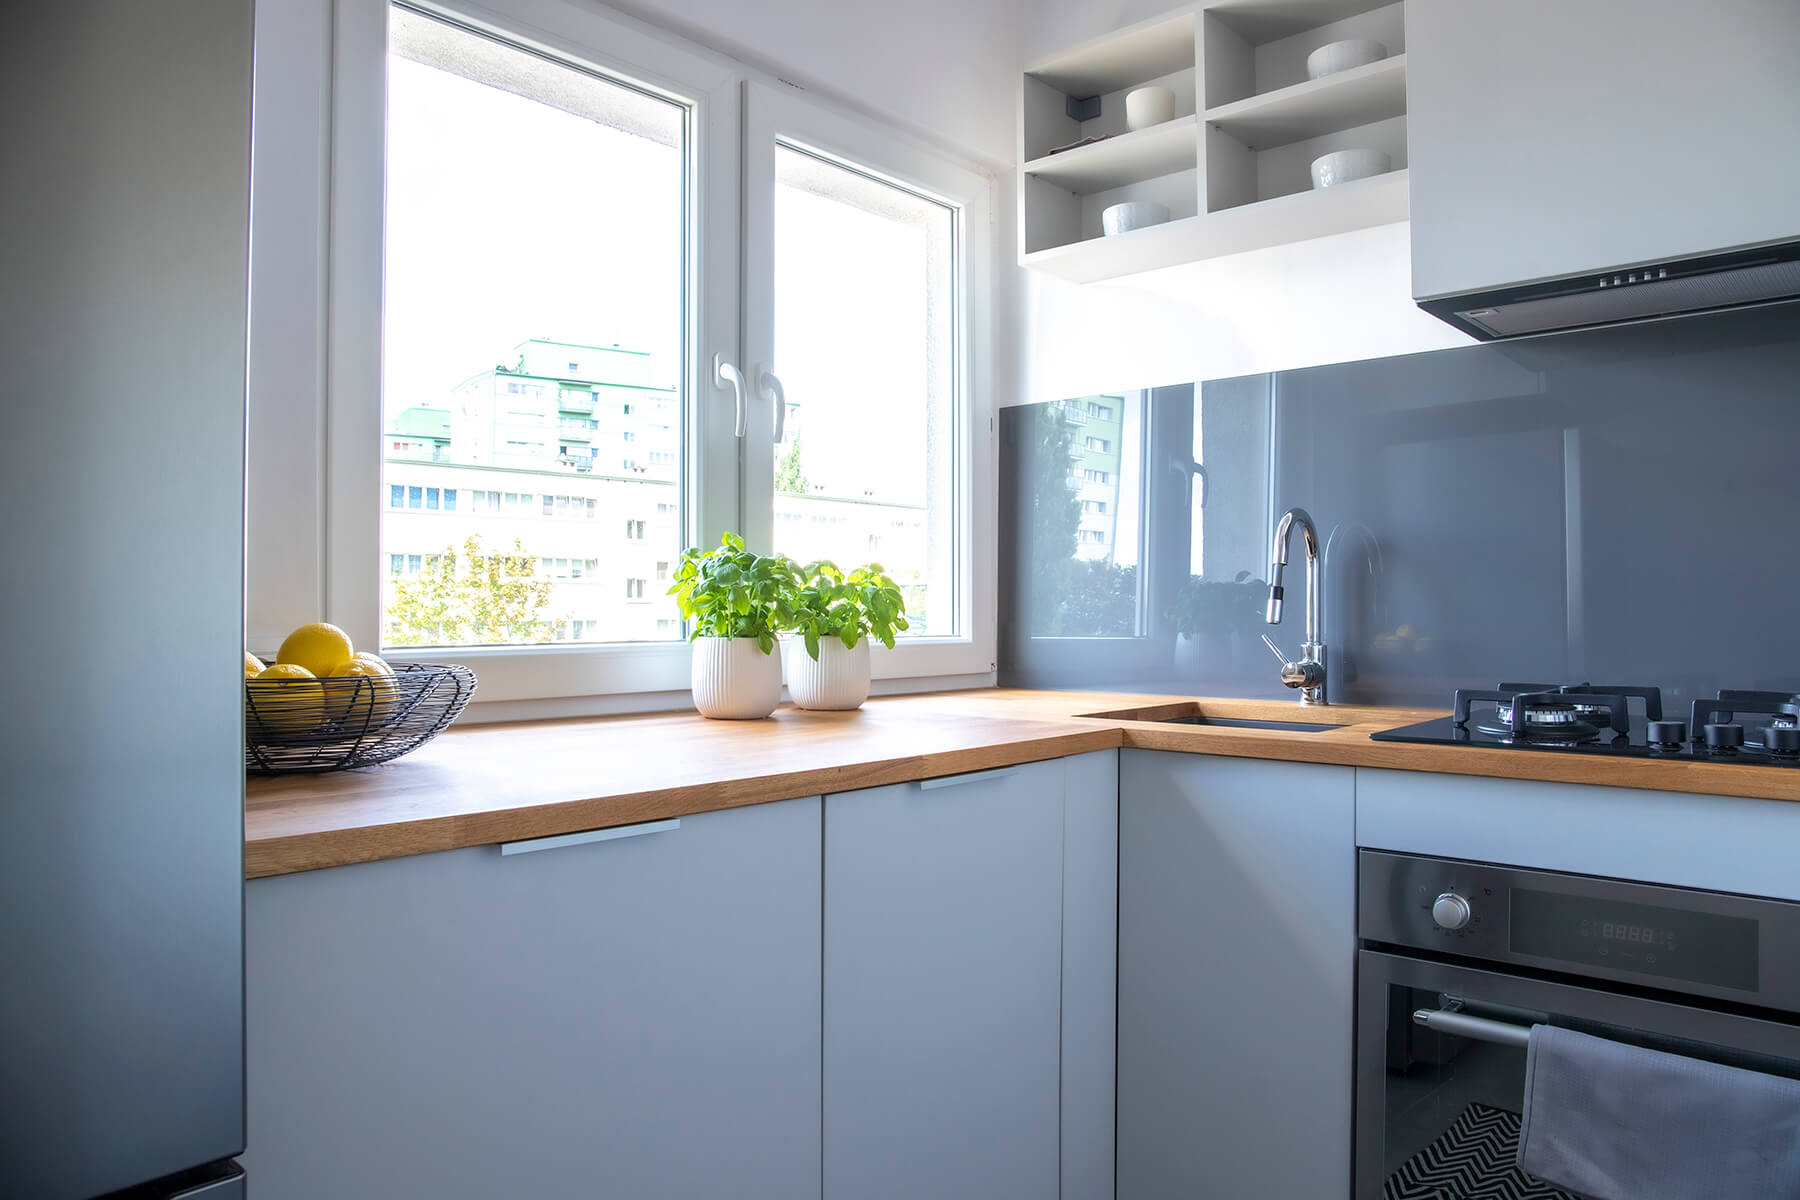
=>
[1020,0,1409,283]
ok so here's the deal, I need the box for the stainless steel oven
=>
[1355,850,1800,1198]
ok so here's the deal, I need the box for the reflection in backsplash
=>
[999,301,1800,710]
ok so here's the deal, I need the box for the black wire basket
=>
[245,662,477,774]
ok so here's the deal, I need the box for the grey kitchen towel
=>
[1518,1024,1800,1200]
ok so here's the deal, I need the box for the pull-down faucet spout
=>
[1264,507,1327,705]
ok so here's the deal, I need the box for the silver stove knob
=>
[1432,892,1473,931]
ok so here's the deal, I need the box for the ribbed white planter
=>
[786,636,872,711]
[691,636,783,720]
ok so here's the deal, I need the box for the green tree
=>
[1027,405,1082,634]
[386,533,562,647]
[775,432,809,494]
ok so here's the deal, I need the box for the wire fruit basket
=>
[245,662,476,774]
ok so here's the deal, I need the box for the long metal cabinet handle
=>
[500,818,681,856]
[917,766,1021,791]
[1413,1006,1533,1049]
[715,354,747,438]
[759,367,787,444]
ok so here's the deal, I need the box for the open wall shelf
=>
[1020,0,1408,282]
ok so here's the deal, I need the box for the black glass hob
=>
[1370,683,1800,768]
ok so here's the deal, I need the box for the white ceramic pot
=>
[1305,39,1388,80]
[691,636,783,719]
[1124,85,1176,131]
[1101,200,1170,236]
[786,636,872,711]
[1309,148,1390,189]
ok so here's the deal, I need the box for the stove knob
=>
[1432,892,1473,931]
[1765,725,1800,756]
[1705,722,1745,752]
[1647,720,1687,748]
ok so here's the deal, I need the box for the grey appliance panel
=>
[0,2,251,1196]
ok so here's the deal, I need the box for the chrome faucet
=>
[1262,507,1327,705]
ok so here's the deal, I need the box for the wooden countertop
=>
[244,689,1800,878]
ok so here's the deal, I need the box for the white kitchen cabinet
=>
[242,798,823,1200]
[1117,750,1356,1199]
[823,751,1118,1200]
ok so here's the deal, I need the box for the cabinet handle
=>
[917,766,1021,791]
[500,817,680,856]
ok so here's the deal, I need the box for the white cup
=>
[1101,201,1170,236]
[1124,86,1176,131]
[1309,148,1390,189]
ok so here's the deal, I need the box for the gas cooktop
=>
[1371,683,1800,767]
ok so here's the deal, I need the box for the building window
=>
[655,560,669,581]
[1084,437,1110,452]
[407,486,422,508]
[425,487,439,510]
[407,554,422,574]
[1086,402,1112,420]
[1078,529,1105,544]
[625,519,645,540]
[389,484,404,508]
[1083,500,1107,514]
[389,554,404,574]
[625,578,645,599]
[1083,469,1110,484]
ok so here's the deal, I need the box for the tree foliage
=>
[386,533,560,647]
[1026,404,1138,637]
[775,432,809,494]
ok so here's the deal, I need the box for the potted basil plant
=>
[784,561,909,711]
[669,533,800,719]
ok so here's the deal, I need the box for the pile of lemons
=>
[245,622,398,729]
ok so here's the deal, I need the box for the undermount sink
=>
[1078,700,1346,733]
[1158,714,1345,733]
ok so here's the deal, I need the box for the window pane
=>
[381,8,687,649]
[771,145,955,636]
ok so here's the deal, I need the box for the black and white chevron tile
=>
[1384,1103,1579,1200]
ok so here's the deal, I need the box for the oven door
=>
[1355,950,1800,1199]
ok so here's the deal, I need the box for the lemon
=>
[248,663,326,732]
[244,650,265,678]
[329,657,400,725]
[352,651,392,673]
[277,622,355,678]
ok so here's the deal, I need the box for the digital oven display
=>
[1509,888,1759,991]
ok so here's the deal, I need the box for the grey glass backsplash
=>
[998,302,1800,708]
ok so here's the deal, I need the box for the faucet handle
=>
[1260,633,1290,667]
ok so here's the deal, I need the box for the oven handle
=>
[1414,998,1534,1048]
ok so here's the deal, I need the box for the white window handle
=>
[758,366,788,444]
[715,353,747,438]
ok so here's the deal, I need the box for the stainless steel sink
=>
[1157,715,1345,733]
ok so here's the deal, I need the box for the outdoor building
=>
[1065,394,1126,562]
[384,337,927,646]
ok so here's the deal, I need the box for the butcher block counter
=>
[243,689,1800,878]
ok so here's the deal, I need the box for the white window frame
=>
[324,0,740,702]
[740,82,997,682]
[316,0,995,704]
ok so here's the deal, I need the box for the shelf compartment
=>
[1023,116,1200,192]
[1204,54,1404,148]
[1022,167,1409,285]
[1027,11,1198,97]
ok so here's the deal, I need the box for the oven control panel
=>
[1358,849,1800,1010]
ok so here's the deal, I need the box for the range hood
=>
[1417,243,1800,342]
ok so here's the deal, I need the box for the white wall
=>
[1010,0,1473,405]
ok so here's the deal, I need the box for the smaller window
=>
[1078,529,1105,544]
[625,578,645,599]
[1084,437,1110,452]
[1083,469,1110,484]
[655,560,669,581]
[586,499,597,517]
[389,484,404,508]
[407,486,422,508]
[541,494,554,516]
[389,553,403,574]
[567,361,579,371]
[425,487,439,510]
[407,554,422,573]
[622,431,635,442]
[622,403,633,415]
[625,519,645,539]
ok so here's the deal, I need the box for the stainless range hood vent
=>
[1419,244,1800,341]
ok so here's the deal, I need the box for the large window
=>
[380,7,686,649]
[295,0,991,701]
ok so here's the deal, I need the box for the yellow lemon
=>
[329,657,400,725]
[248,663,326,732]
[352,651,392,673]
[244,650,265,678]
[276,622,355,678]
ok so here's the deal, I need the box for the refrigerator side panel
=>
[0,2,251,1196]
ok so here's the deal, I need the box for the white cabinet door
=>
[823,755,1091,1200]
[1117,751,1356,1200]
[243,798,823,1200]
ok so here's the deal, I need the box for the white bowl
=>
[1309,148,1390,189]
[1305,39,1388,80]
[1101,201,1170,236]
[1124,85,1176,131]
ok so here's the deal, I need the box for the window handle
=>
[715,354,747,438]
[758,367,788,444]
